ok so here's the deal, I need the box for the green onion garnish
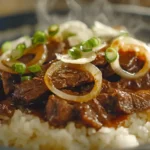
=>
[32,31,47,45]
[28,64,41,73]
[81,42,93,52]
[1,41,12,53]
[87,37,101,47]
[11,43,26,60]
[68,47,82,59]
[12,62,26,74]
[21,76,32,82]
[48,24,59,36]
[105,47,118,63]
[81,37,101,52]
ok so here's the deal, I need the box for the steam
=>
[36,0,150,42]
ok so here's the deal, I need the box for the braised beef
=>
[52,67,94,89]
[0,98,15,118]
[117,72,150,90]
[0,71,15,95]
[46,95,74,126]
[46,40,65,63]
[1,38,150,130]
[18,54,35,64]
[76,99,110,129]
[119,51,144,73]
[13,77,49,104]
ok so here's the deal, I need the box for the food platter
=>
[0,1,150,150]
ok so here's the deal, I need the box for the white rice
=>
[0,110,150,150]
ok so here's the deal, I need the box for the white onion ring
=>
[56,51,96,64]
[110,36,150,79]
[44,61,102,103]
[0,37,31,73]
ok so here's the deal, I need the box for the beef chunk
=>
[118,72,150,90]
[0,98,15,119]
[46,40,65,63]
[119,51,144,73]
[52,67,94,89]
[46,95,74,126]
[114,90,134,114]
[100,89,150,114]
[0,71,15,95]
[76,99,110,129]
[13,77,49,104]
[92,50,107,67]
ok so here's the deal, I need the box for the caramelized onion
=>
[0,37,31,73]
[24,44,48,66]
[44,61,102,102]
[0,40,47,74]
[110,36,150,79]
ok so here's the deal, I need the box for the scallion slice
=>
[68,47,82,59]
[48,24,59,36]
[28,64,41,73]
[1,41,12,53]
[12,62,26,74]
[105,47,118,63]
[88,37,101,47]
[21,76,32,82]
[81,37,101,52]
[81,42,93,52]
[11,43,26,60]
[32,31,47,45]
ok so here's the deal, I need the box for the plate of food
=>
[0,19,150,150]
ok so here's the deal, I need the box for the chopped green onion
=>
[87,37,101,47]
[68,47,82,59]
[16,43,26,51]
[81,37,101,52]
[12,62,26,74]
[81,42,93,52]
[1,41,12,53]
[48,24,59,36]
[32,31,47,45]
[105,47,118,63]
[11,43,26,60]
[28,64,41,73]
[21,76,32,82]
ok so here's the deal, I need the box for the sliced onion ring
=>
[44,61,102,102]
[110,36,150,79]
[56,51,96,64]
[24,44,48,66]
[0,37,31,73]
[0,44,48,74]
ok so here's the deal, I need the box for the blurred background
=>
[0,0,150,44]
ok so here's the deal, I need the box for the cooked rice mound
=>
[1,110,150,150]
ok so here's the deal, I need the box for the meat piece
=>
[92,50,107,67]
[0,71,15,95]
[46,40,65,63]
[76,99,110,129]
[99,89,150,114]
[13,77,49,104]
[119,51,144,73]
[18,54,34,64]
[118,72,150,90]
[114,90,134,114]
[52,67,94,89]
[46,95,74,126]
[0,98,15,118]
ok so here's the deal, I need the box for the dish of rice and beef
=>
[0,20,150,150]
